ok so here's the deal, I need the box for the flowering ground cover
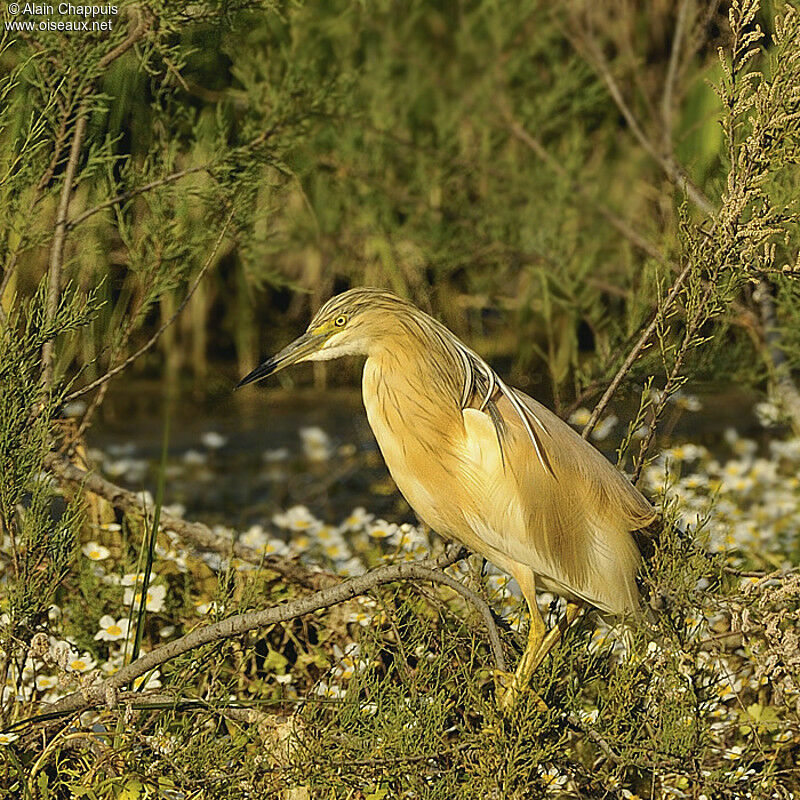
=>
[1,390,798,797]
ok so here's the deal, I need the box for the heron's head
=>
[236,288,416,388]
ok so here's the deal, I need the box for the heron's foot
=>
[493,669,548,713]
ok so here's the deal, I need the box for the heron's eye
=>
[334,315,347,327]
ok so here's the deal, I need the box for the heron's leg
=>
[498,569,548,711]
[499,575,584,711]
[527,600,584,672]
[511,595,547,689]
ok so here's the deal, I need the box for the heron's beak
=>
[236,330,330,389]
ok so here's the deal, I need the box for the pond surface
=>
[85,376,768,534]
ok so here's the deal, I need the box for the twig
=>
[755,278,800,434]
[43,451,334,590]
[661,0,691,151]
[95,6,151,71]
[631,277,717,484]
[565,712,620,764]
[66,165,211,231]
[37,6,153,388]
[40,113,88,388]
[575,31,716,217]
[503,112,669,265]
[43,548,505,718]
[0,80,75,326]
[11,692,293,731]
[63,210,233,402]
[581,259,694,440]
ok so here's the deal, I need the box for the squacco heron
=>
[238,288,656,705]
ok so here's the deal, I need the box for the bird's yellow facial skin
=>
[309,315,346,338]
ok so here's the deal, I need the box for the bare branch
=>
[38,6,153,387]
[572,29,716,217]
[661,0,692,151]
[0,80,76,326]
[503,111,670,265]
[43,450,334,591]
[40,113,88,388]
[95,6,152,71]
[42,547,508,718]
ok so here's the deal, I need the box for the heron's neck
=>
[363,335,464,444]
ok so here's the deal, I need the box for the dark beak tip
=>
[235,360,276,390]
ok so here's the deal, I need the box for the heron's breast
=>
[361,360,524,555]
[361,359,468,532]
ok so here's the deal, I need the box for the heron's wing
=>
[462,390,655,613]
[507,390,656,530]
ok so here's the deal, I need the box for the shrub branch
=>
[41,545,511,719]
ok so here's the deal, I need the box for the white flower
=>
[590,414,618,442]
[124,583,166,613]
[367,520,399,541]
[241,525,268,550]
[331,644,362,681]
[316,525,341,544]
[755,400,783,427]
[121,572,152,588]
[201,431,227,449]
[101,652,124,675]
[263,447,290,462]
[273,505,321,532]
[275,673,293,685]
[288,533,311,553]
[538,764,568,789]
[35,674,58,691]
[396,524,426,550]
[674,393,702,412]
[0,732,19,745]
[98,522,122,532]
[568,408,591,426]
[341,507,374,531]
[339,558,367,576]
[137,490,155,508]
[82,541,111,561]
[313,681,346,699]
[94,616,131,641]
[67,653,97,673]
[183,449,207,465]
[323,542,351,562]
[242,526,289,556]
[162,503,186,518]
[299,427,332,461]
[681,474,709,491]
[486,573,511,596]
[348,610,373,626]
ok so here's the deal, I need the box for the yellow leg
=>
[530,600,583,669]
[498,567,584,710]
[498,597,549,711]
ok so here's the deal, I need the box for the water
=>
[86,377,766,531]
